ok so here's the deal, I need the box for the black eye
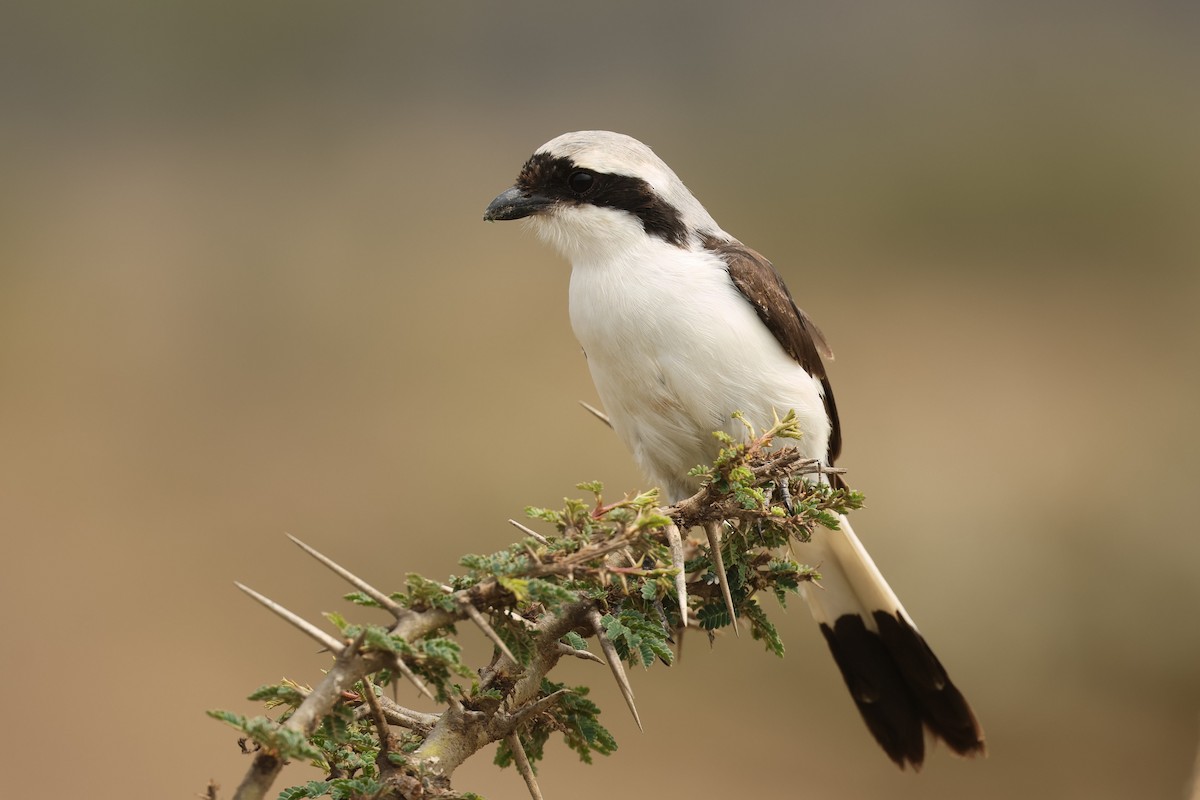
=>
[567,170,596,194]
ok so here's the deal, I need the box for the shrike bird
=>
[484,131,984,769]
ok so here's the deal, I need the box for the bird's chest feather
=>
[566,242,823,494]
[568,243,733,413]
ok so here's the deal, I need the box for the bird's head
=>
[484,131,720,261]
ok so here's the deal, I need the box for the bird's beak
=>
[483,187,553,221]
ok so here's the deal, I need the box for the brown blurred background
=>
[2,1,1198,798]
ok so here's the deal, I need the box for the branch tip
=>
[510,688,571,729]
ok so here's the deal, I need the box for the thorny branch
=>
[213,418,859,800]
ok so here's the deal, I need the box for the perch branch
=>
[223,436,846,799]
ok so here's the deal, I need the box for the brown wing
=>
[701,233,843,469]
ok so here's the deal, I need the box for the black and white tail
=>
[801,515,986,769]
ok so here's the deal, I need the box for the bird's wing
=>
[702,234,843,467]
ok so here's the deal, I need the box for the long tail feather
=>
[801,515,985,769]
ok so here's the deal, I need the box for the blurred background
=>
[2,1,1198,798]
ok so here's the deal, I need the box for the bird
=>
[483,130,984,769]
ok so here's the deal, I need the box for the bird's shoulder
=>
[700,232,834,378]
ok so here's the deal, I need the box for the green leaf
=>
[277,781,332,800]
[208,711,326,764]
[601,609,673,667]
[207,709,245,729]
[697,602,733,630]
[342,591,382,608]
[328,777,383,800]
[546,680,616,763]
[496,620,535,666]
[524,577,575,606]
[632,511,673,532]
[743,601,785,657]
[359,624,411,655]
[602,614,632,643]
[405,573,458,611]
[459,548,531,578]
[248,682,306,708]
[524,506,563,525]
[322,611,350,633]
[576,480,604,495]
[498,576,531,602]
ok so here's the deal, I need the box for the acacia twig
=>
[509,688,571,726]
[224,434,844,799]
[232,632,371,800]
[353,695,438,734]
[361,678,396,760]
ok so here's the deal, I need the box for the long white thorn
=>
[505,609,537,628]
[511,688,571,725]
[704,521,739,637]
[234,582,345,652]
[508,518,549,545]
[462,603,519,665]
[506,732,545,800]
[587,608,642,731]
[285,534,405,618]
[556,642,604,663]
[389,653,437,702]
[664,523,688,628]
[578,400,613,429]
[435,582,520,665]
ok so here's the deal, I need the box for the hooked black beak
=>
[483,187,553,221]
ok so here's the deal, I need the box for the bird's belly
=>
[569,255,830,499]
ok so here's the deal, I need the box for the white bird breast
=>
[535,205,831,500]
